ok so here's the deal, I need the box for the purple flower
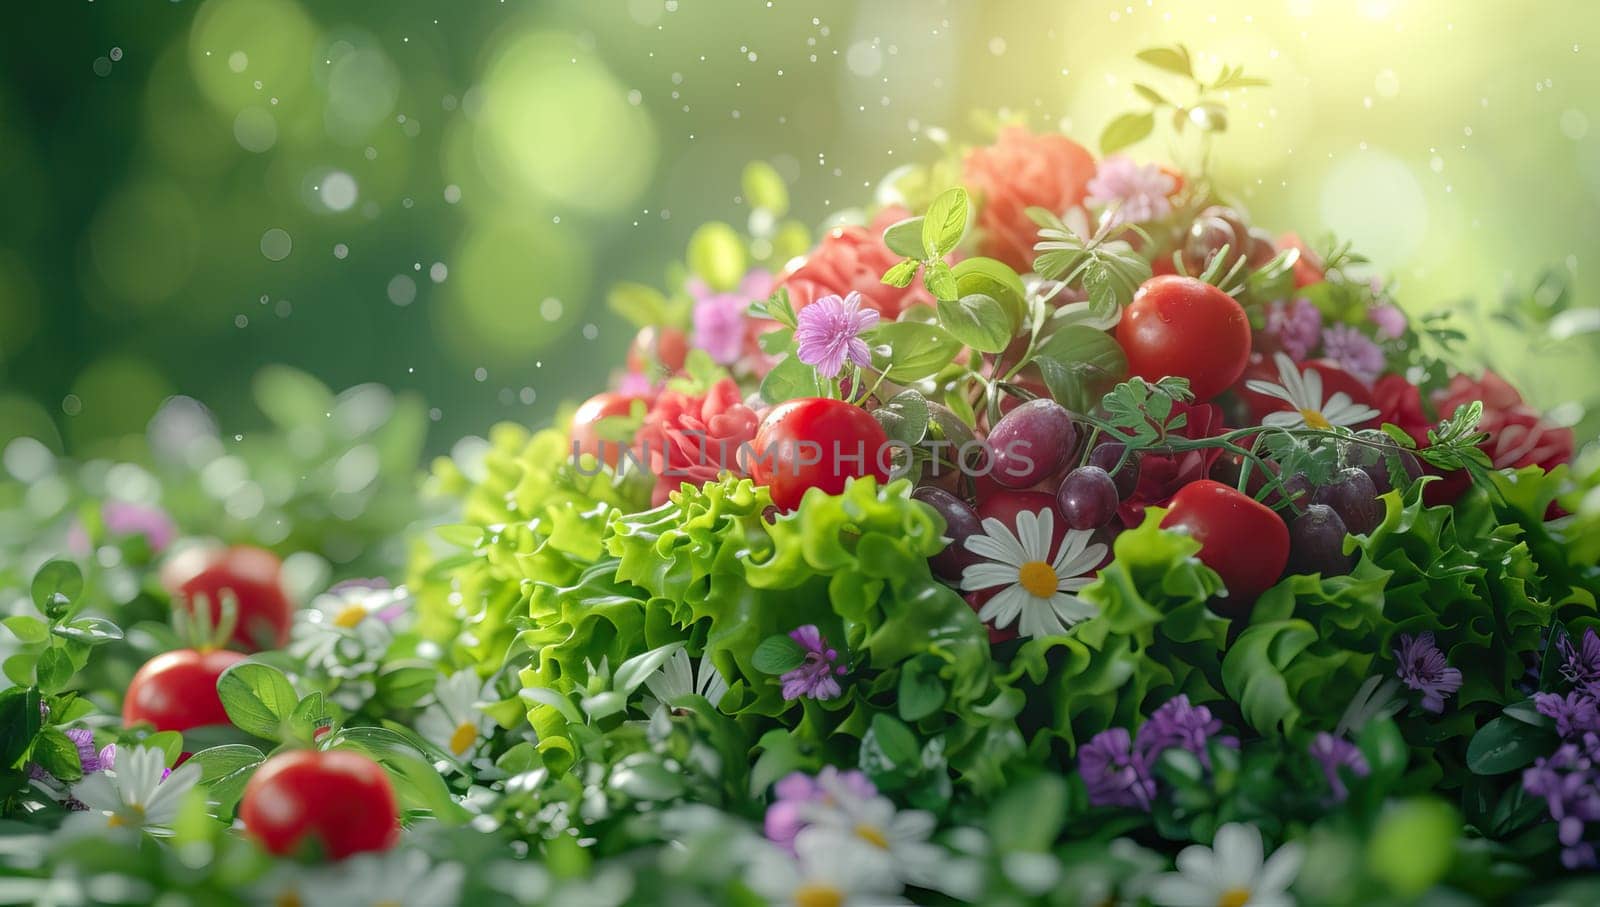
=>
[690,272,773,365]
[1078,727,1155,812]
[1370,303,1407,339]
[779,625,846,701]
[1265,298,1323,362]
[65,729,104,775]
[1085,156,1175,228]
[764,767,876,852]
[1561,629,1600,698]
[1308,732,1370,804]
[615,370,656,397]
[1393,632,1463,713]
[1135,695,1235,769]
[793,292,878,379]
[1537,691,1600,739]
[1523,733,1600,869]
[1320,324,1386,385]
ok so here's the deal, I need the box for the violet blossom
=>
[793,292,877,379]
[1135,695,1236,770]
[1536,691,1600,739]
[1393,632,1463,713]
[1523,733,1600,869]
[779,625,846,701]
[66,500,177,556]
[1085,156,1176,228]
[1561,628,1600,698]
[1320,323,1386,385]
[1265,298,1323,362]
[1308,732,1370,804]
[1078,727,1155,812]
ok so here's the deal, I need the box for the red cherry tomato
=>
[239,749,399,861]
[569,392,646,468]
[1235,356,1377,427]
[748,398,890,511]
[167,546,293,652]
[122,648,245,733]
[1116,276,1252,402]
[626,326,690,375]
[1160,479,1289,613]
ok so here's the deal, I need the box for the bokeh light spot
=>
[438,216,590,365]
[319,171,359,211]
[89,180,198,308]
[260,228,293,261]
[387,274,417,306]
[233,106,277,152]
[1319,150,1427,266]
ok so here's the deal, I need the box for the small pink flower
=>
[1265,297,1323,362]
[691,271,775,366]
[1085,155,1176,227]
[1321,324,1386,385]
[1371,303,1407,339]
[793,292,878,378]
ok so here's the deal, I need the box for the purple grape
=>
[986,399,1076,489]
[1287,504,1355,577]
[1087,442,1141,501]
[1312,467,1382,536]
[1055,467,1119,530]
[913,486,984,581]
[1345,429,1423,496]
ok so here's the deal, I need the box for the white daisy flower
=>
[291,582,412,669]
[300,848,467,907]
[800,772,942,887]
[746,826,908,907]
[1147,823,1303,907]
[69,746,200,836]
[416,670,494,760]
[1245,352,1379,430]
[959,508,1105,639]
[643,647,731,710]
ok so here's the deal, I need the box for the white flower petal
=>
[977,586,1027,629]
[1256,841,1304,895]
[959,563,1021,592]
[1148,872,1218,907]
[1213,823,1265,888]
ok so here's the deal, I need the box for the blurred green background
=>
[2,0,1597,457]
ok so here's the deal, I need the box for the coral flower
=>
[634,378,761,506]
[963,126,1096,272]
[780,207,934,319]
[1434,370,1574,473]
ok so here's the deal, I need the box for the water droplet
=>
[260,228,293,261]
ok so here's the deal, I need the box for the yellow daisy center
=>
[794,884,845,907]
[107,804,143,828]
[856,822,889,848]
[1218,887,1252,907]
[1299,408,1331,430]
[333,604,369,628]
[449,720,478,756]
[274,892,304,907]
[1018,560,1058,597]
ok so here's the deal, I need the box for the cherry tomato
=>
[748,398,890,511]
[569,392,646,468]
[239,749,399,860]
[1160,479,1289,613]
[626,326,690,375]
[1116,276,1252,402]
[166,546,294,652]
[1236,355,1376,427]
[122,648,245,733]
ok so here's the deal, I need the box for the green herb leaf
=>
[1467,716,1556,775]
[883,216,927,259]
[881,257,920,288]
[923,260,958,301]
[613,642,687,696]
[1032,326,1129,413]
[687,221,747,292]
[30,561,82,619]
[938,293,1014,353]
[897,656,946,722]
[1100,110,1155,154]
[35,647,72,693]
[759,355,823,405]
[921,187,969,259]
[752,634,806,675]
[0,687,43,768]
[868,321,963,382]
[741,160,789,216]
[2,616,49,645]
[51,617,122,646]
[875,390,931,446]
[217,662,299,741]
[607,282,671,331]
[1136,45,1193,78]
[869,712,920,768]
[30,727,84,782]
